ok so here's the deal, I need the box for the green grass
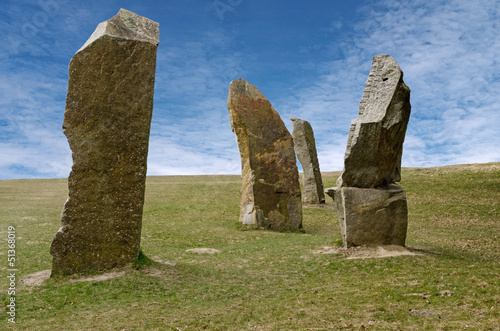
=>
[0,163,499,330]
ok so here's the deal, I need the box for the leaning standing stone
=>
[50,9,159,276]
[291,117,325,204]
[337,54,411,188]
[227,78,302,231]
[327,54,411,248]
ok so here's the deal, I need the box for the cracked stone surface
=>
[227,78,302,231]
[291,117,325,204]
[50,9,159,276]
[327,185,408,248]
[329,54,411,248]
[337,54,411,188]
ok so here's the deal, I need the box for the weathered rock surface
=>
[328,54,411,248]
[50,9,159,276]
[337,54,411,188]
[291,117,325,204]
[227,78,302,231]
[327,185,408,248]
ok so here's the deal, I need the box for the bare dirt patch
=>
[144,268,164,277]
[69,271,126,283]
[186,248,221,254]
[313,245,424,259]
[20,269,127,287]
[20,270,51,286]
[155,259,177,267]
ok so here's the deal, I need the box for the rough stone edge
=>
[78,8,159,53]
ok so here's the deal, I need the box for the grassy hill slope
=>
[0,163,498,330]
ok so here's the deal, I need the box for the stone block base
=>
[326,184,408,248]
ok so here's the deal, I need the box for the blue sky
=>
[1,0,499,179]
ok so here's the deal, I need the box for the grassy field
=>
[0,163,499,330]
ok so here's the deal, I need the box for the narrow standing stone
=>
[50,9,159,275]
[227,78,302,231]
[337,54,411,188]
[291,117,325,204]
[327,54,411,248]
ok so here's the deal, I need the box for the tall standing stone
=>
[227,78,302,231]
[327,54,411,248]
[337,54,411,189]
[50,9,159,275]
[291,117,325,204]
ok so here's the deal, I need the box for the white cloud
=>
[147,140,240,176]
[146,28,245,175]
[277,0,500,171]
[0,64,71,178]
[1,0,499,179]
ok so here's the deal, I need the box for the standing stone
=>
[291,117,325,204]
[227,78,302,231]
[337,54,411,189]
[326,185,408,247]
[327,54,411,248]
[50,9,159,276]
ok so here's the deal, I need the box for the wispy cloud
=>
[1,0,498,179]
[148,28,244,175]
[0,66,70,178]
[0,0,112,179]
[276,0,500,170]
